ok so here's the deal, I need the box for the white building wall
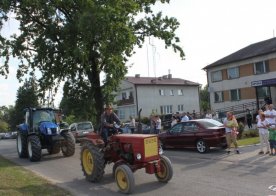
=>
[136,85,200,118]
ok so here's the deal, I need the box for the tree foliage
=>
[9,77,39,130]
[0,0,184,124]
[199,85,210,112]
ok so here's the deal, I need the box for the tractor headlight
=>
[47,128,52,134]
[136,153,142,160]
[159,147,164,155]
[56,127,60,134]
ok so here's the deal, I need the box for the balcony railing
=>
[117,97,134,106]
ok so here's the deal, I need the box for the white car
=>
[69,121,94,142]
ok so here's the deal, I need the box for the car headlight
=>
[136,153,142,160]
[47,128,52,134]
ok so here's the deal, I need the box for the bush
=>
[243,129,259,138]
[237,121,245,139]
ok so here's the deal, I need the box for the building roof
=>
[203,37,276,70]
[125,75,200,86]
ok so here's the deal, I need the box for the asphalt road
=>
[0,139,276,196]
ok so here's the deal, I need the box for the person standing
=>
[246,109,253,129]
[224,111,240,154]
[268,126,276,156]
[154,115,162,134]
[129,116,136,134]
[181,112,189,122]
[257,112,271,154]
[171,116,178,127]
[205,110,212,119]
[264,104,276,126]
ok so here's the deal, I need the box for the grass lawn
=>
[0,156,71,196]
[237,136,260,146]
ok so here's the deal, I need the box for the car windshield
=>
[33,110,55,126]
[77,123,92,130]
[199,119,223,128]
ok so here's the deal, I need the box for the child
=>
[268,127,276,156]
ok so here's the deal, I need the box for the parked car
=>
[158,119,226,153]
[69,121,94,142]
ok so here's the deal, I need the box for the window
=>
[178,104,184,112]
[230,89,241,101]
[129,91,133,99]
[128,106,136,118]
[177,89,183,96]
[160,105,172,114]
[254,61,269,74]
[182,122,198,132]
[118,109,125,119]
[214,91,224,103]
[170,123,183,133]
[159,89,165,96]
[211,71,222,82]
[169,90,174,96]
[122,92,127,100]
[256,87,270,98]
[227,67,239,79]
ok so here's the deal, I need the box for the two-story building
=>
[203,37,276,114]
[114,74,200,121]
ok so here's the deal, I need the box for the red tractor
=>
[80,131,173,194]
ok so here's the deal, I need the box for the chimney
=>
[162,75,168,79]
[168,69,172,79]
[135,74,140,78]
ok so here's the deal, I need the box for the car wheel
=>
[196,140,209,153]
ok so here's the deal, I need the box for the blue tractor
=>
[17,108,75,162]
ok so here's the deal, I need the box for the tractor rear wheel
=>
[61,131,75,157]
[27,135,42,162]
[80,142,105,182]
[155,155,173,182]
[17,131,28,158]
[115,164,135,194]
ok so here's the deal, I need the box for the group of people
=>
[224,104,276,156]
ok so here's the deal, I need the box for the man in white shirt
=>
[264,104,276,127]
[181,112,189,122]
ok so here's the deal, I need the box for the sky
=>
[1,0,276,107]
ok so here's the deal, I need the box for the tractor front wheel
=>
[115,164,135,194]
[27,135,42,162]
[155,155,173,182]
[80,142,105,182]
[61,131,75,157]
[17,131,28,158]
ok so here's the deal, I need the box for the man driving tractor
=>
[100,105,121,145]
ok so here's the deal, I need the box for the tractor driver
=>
[100,105,121,145]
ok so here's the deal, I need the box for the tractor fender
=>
[79,137,104,147]
[18,123,28,134]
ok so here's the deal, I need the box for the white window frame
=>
[160,105,172,114]
[254,61,268,74]
[159,89,165,96]
[256,86,270,98]
[214,91,224,103]
[169,89,174,96]
[178,104,184,112]
[230,89,241,101]
[177,89,183,96]
[211,70,222,82]
[227,67,239,79]
[118,109,125,120]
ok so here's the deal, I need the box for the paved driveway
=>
[0,139,276,196]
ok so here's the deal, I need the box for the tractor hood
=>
[39,121,59,135]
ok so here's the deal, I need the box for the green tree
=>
[10,77,39,130]
[0,0,184,124]
[0,105,14,131]
[199,85,210,113]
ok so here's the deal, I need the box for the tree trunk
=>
[88,65,103,129]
